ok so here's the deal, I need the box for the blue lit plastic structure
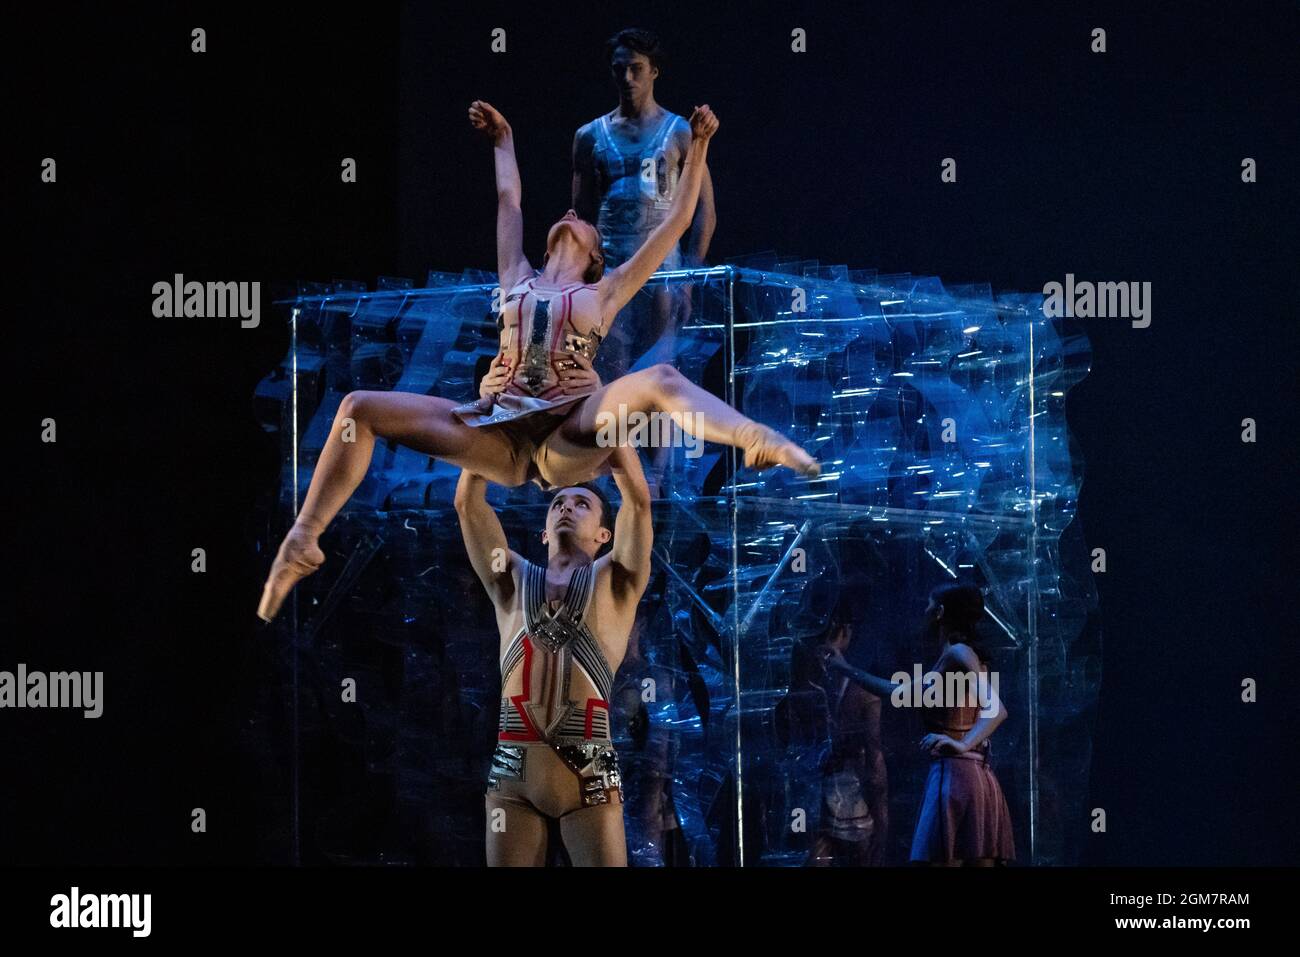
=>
[255,258,1097,865]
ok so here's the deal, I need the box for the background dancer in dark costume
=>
[824,584,1015,866]
[811,615,889,865]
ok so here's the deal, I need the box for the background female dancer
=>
[256,99,818,622]
[823,584,1015,865]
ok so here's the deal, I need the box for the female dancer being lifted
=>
[256,100,819,622]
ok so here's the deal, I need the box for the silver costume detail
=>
[553,740,623,807]
[487,743,527,789]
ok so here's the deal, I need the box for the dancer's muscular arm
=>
[469,100,533,290]
[597,105,720,322]
[571,126,599,224]
[454,470,519,606]
[671,119,717,267]
[685,164,716,267]
[606,445,653,603]
[826,654,903,700]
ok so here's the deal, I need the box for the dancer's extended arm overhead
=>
[606,444,653,600]
[468,100,533,291]
[453,469,518,608]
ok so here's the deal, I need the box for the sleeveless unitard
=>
[589,109,686,270]
[486,559,623,814]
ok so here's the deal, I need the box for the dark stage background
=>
[11,1,1299,866]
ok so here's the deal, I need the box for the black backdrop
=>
[12,1,1298,866]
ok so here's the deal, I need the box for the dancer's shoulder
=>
[505,271,538,293]
[942,642,983,672]
[574,115,606,139]
[663,111,693,148]
[666,110,691,132]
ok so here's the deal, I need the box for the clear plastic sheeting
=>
[255,262,1097,865]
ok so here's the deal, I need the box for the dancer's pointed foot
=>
[737,422,821,478]
[256,524,326,623]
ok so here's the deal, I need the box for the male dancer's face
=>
[609,46,656,105]
[541,487,610,557]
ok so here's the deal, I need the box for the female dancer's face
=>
[546,209,600,258]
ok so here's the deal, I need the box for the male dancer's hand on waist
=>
[479,353,513,399]
[559,350,602,395]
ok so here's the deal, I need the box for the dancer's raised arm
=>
[605,445,653,601]
[597,105,719,321]
[469,100,533,290]
[454,470,519,607]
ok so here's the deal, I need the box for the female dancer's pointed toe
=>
[738,423,820,478]
[256,529,326,623]
[256,583,286,623]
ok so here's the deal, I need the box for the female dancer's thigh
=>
[555,368,667,446]
[533,421,614,489]
[535,368,681,487]
[354,391,527,487]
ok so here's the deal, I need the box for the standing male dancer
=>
[572,27,716,381]
[454,443,652,866]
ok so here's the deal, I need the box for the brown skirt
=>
[909,750,1016,863]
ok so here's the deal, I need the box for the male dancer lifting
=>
[454,443,652,866]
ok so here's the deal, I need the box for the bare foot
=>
[257,524,326,622]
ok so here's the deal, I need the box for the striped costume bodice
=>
[498,559,615,745]
[498,275,602,401]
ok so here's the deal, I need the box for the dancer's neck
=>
[546,546,595,573]
[539,237,588,285]
[615,95,660,123]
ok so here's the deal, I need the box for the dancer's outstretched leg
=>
[549,363,819,482]
[257,390,526,622]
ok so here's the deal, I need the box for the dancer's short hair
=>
[605,27,664,72]
[929,583,989,658]
[817,602,852,646]
[551,481,615,556]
